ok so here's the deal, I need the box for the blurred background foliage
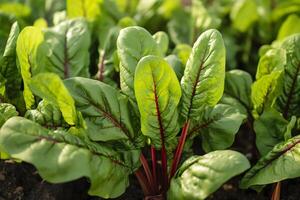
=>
[0,0,299,77]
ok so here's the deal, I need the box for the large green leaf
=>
[117,26,161,102]
[0,22,22,100]
[16,26,44,109]
[42,18,90,79]
[275,34,300,119]
[168,150,250,200]
[189,104,246,152]
[240,135,300,189]
[180,29,225,121]
[29,73,77,126]
[0,116,139,198]
[134,55,181,148]
[221,70,252,116]
[64,77,143,149]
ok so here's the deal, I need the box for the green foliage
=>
[180,29,225,120]
[134,55,181,149]
[169,150,250,200]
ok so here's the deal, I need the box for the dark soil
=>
[1,125,300,200]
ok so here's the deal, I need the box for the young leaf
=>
[240,135,300,189]
[221,70,252,116]
[165,55,184,81]
[117,26,161,102]
[189,104,246,152]
[230,0,258,32]
[134,55,181,148]
[64,77,143,148]
[168,150,250,200]
[28,73,77,126]
[42,18,91,79]
[180,29,225,121]
[16,26,44,109]
[153,31,169,55]
[0,22,22,100]
[25,100,67,128]
[0,117,140,198]
[254,108,289,156]
[277,14,300,40]
[275,34,300,118]
[0,103,18,127]
[256,48,286,80]
[251,72,283,115]
[67,0,100,21]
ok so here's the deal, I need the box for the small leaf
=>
[180,29,225,121]
[230,0,258,32]
[277,14,300,40]
[67,0,100,21]
[165,55,184,81]
[134,55,181,148]
[117,26,162,102]
[29,73,77,125]
[0,103,18,127]
[16,26,44,109]
[240,135,300,189]
[189,104,246,152]
[254,108,288,156]
[222,70,252,115]
[0,116,140,198]
[168,150,250,200]
[153,31,169,55]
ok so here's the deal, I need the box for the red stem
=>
[161,145,168,193]
[140,153,155,193]
[169,120,190,179]
[151,146,158,193]
[135,170,151,196]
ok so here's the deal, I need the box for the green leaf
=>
[165,55,184,81]
[16,26,44,109]
[256,48,286,80]
[230,0,258,32]
[134,55,181,148]
[180,29,225,121]
[28,73,77,126]
[277,14,300,40]
[275,34,300,119]
[64,77,143,149]
[67,0,100,21]
[168,150,250,200]
[0,103,18,127]
[251,71,283,115]
[25,100,67,128]
[0,22,22,100]
[153,31,169,55]
[222,70,253,114]
[0,2,31,18]
[189,104,246,152]
[117,26,162,101]
[240,135,300,189]
[0,116,140,198]
[42,18,91,79]
[254,108,288,156]
[172,44,192,65]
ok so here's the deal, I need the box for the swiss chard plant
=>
[0,20,251,200]
[237,33,300,200]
